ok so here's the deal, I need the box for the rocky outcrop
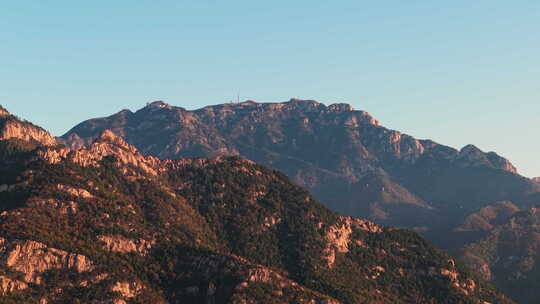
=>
[112,281,144,300]
[0,239,93,284]
[324,217,382,267]
[422,260,477,296]
[78,273,109,288]
[56,184,95,199]
[28,198,78,215]
[38,147,71,164]
[0,111,57,146]
[324,221,353,267]
[0,275,28,295]
[38,129,163,178]
[98,235,153,255]
[68,130,162,176]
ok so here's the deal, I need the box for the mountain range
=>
[62,100,540,247]
[0,104,513,303]
[58,99,540,303]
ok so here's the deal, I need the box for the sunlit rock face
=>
[0,108,57,146]
[0,238,94,284]
[98,235,153,255]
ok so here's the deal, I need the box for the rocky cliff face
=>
[0,107,57,146]
[1,238,94,284]
[0,108,514,303]
[62,99,539,251]
[0,275,27,296]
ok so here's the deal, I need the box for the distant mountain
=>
[455,201,520,233]
[459,206,540,304]
[0,107,513,303]
[62,99,540,249]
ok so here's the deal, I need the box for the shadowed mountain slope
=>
[459,205,540,304]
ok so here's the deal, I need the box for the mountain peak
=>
[459,144,482,154]
[0,105,10,117]
[118,109,133,115]
[59,128,160,176]
[98,129,120,141]
[95,129,130,148]
[456,145,517,173]
[146,100,172,109]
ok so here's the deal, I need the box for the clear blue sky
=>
[1,1,539,177]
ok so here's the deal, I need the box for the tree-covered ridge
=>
[0,122,514,303]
